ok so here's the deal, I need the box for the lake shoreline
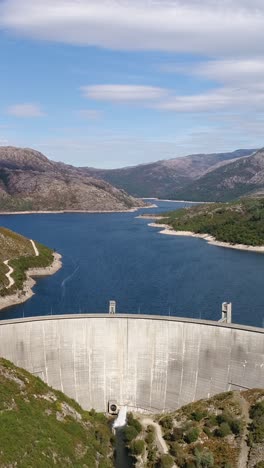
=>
[148,222,264,254]
[0,252,62,312]
[141,197,210,204]
[0,204,157,216]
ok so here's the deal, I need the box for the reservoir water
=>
[0,200,263,327]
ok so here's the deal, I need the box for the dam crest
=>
[0,314,263,413]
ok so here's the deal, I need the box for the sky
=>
[0,1,264,168]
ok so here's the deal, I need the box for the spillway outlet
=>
[108,400,120,415]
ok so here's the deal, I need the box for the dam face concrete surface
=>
[0,315,263,412]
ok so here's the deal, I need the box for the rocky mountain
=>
[172,148,264,202]
[0,147,145,212]
[86,149,255,199]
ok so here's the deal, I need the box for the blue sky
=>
[1,1,264,168]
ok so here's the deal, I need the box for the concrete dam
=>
[0,314,263,413]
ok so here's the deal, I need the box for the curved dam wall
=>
[0,315,263,413]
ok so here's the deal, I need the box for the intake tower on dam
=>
[0,314,263,413]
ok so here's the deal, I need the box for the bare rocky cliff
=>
[0,147,145,212]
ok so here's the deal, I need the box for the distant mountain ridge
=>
[86,149,256,199]
[172,148,264,202]
[0,146,145,212]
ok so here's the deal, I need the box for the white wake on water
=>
[61,264,80,297]
[113,406,127,429]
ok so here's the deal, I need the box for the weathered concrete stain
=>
[0,314,263,413]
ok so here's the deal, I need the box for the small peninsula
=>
[145,198,264,252]
[0,227,62,310]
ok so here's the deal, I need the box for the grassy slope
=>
[125,390,264,467]
[0,227,54,296]
[159,198,264,246]
[0,358,113,468]
[155,389,264,468]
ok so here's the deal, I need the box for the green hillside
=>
[120,390,264,467]
[154,389,264,468]
[0,357,263,467]
[171,148,264,202]
[158,198,264,246]
[0,358,113,467]
[0,227,54,296]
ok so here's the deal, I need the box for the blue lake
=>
[0,200,263,327]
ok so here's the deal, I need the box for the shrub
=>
[194,447,214,467]
[184,428,199,444]
[126,413,142,433]
[204,415,218,428]
[248,401,264,444]
[130,439,145,456]
[249,401,264,420]
[160,416,174,430]
[214,422,232,438]
[148,446,158,464]
[191,411,206,422]
[171,427,184,441]
[230,419,243,435]
[249,421,264,444]
[203,427,212,438]
[123,425,138,442]
[170,442,185,464]
[158,454,174,468]
[145,430,155,445]
[216,412,232,426]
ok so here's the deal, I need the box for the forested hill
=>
[158,198,264,246]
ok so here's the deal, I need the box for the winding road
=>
[3,260,15,289]
[141,417,168,455]
[3,239,39,289]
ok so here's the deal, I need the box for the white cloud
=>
[7,103,45,117]
[1,0,264,55]
[81,81,264,113]
[155,86,264,113]
[81,85,168,102]
[197,59,264,84]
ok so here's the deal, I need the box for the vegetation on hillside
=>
[0,356,263,468]
[0,358,113,467]
[170,148,264,202]
[128,390,264,467]
[89,149,254,199]
[0,227,54,297]
[158,198,264,246]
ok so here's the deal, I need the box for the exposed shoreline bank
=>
[0,204,157,216]
[148,222,264,254]
[0,252,62,312]
[141,197,210,204]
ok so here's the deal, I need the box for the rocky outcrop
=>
[0,146,145,212]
